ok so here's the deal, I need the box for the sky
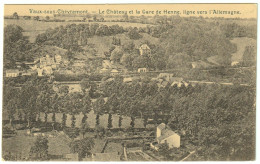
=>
[4,4,257,19]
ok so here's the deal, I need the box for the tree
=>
[34,16,40,21]
[45,16,50,21]
[242,46,256,66]
[158,143,171,160]
[110,47,123,63]
[3,86,19,126]
[93,97,105,115]
[29,136,49,161]
[130,116,135,129]
[69,138,94,161]
[120,53,134,69]
[128,28,142,40]
[5,99,18,126]
[118,115,123,129]
[12,12,19,19]
[80,122,90,139]
[81,94,92,124]
[122,41,135,53]
[107,114,113,129]
[64,93,83,128]
[143,116,148,128]
[36,33,47,44]
[132,54,152,69]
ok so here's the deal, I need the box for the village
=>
[2,7,256,161]
[3,42,252,161]
[3,43,211,161]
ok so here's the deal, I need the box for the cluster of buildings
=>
[32,54,67,76]
[5,54,67,78]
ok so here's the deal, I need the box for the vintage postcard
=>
[2,3,257,161]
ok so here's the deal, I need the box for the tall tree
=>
[29,136,49,161]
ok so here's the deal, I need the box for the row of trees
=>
[3,73,255,161]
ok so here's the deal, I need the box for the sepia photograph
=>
[1,3,257,161]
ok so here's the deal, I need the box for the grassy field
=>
[2,130,71,160]
[4,19,153,42]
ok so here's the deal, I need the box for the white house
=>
[139,44,151,56]
[5,69,20,77]
[37,68,44,76]
[138,68,148,73]
[156,123,180,148]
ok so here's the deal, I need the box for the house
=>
[139,44,151,56]
[123,77,133,83]
[37,66,53,76]
[155,123,180,148]
[55,54,62,63]
[138,68,148,73]
[37,68,43,76]
[158,73,174,82]
[43,66,53,75]
[5,69,20,77]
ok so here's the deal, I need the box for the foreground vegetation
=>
[3,75,255,161]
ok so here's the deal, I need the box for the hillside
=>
[86,33,159,56]
[4,19,153,42]
[230,37,257,62]
[28,45,68,60]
